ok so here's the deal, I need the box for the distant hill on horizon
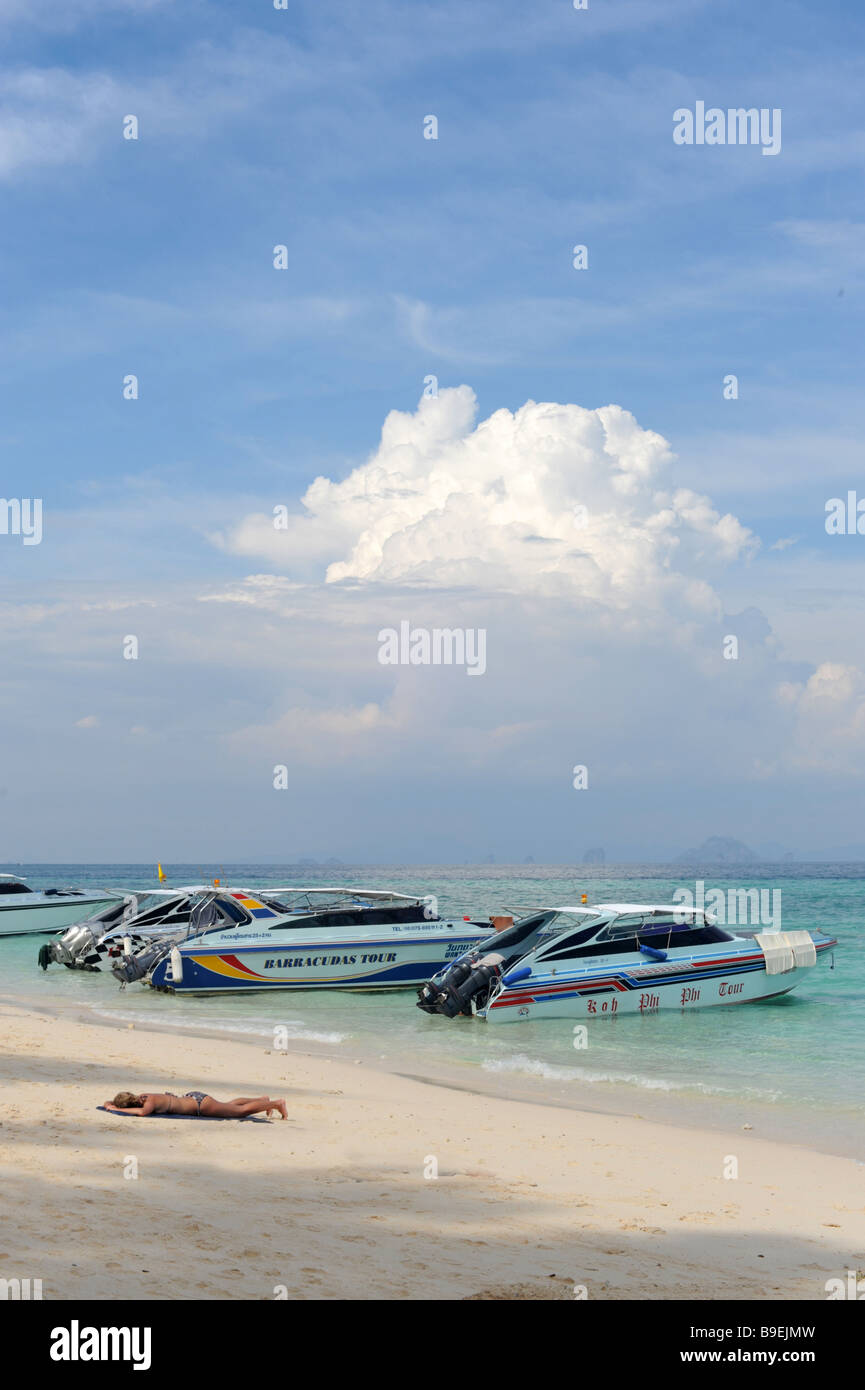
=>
[676,836,758,864]
[675,835,865,864]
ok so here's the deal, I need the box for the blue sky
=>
[1,0,864,861]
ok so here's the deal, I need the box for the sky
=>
[0,0,863,862]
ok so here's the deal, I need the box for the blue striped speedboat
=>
[112,887,490,994]
[416,903,837,1024]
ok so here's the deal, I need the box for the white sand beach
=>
[1,999,862,1301]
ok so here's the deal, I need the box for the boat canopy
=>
[168,885,218,893]
[127,886,212,896]
[592,903,707,915]
[260,888,423,901]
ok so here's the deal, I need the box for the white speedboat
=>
[0,874,121,938]
[416,902,837,1023]
[111,887,491,993]
[38,888,212,970]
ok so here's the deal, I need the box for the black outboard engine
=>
[417,952,503,1018]
[111,939,172,985]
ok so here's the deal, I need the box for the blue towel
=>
[97,1105,270,1123]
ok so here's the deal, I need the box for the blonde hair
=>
[112,1091,143,1109]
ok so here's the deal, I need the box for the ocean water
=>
[2,863,862,1157]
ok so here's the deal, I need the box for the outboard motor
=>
[43,936,72,968]
[43,895,139,970]
[417,952,504,1018]
[61,926,99,968]
[44,923,91,967]
[111,939,172,986]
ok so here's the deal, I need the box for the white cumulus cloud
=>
[217,387,757,617]
[777,662,865,770]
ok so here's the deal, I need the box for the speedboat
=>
[416,902,837,1023]
[110,887,491,993]
[38,888,216,971]
[0,873,122,938]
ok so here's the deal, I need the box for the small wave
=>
[482,1053,780,1100]
[88,1006,347,1046]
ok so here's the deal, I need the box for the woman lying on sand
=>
[104,1090,288,1120]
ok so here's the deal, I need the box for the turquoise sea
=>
[2,863,862,1158]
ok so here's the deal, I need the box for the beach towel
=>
[97,1106,270,1123]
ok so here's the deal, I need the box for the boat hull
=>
[482,937,836,1022]
[0,895,121,938]
[150,922,490,993]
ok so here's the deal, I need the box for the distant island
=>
[675,836,865,863]
[676,836,757,864]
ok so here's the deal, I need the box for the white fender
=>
[122,937,132,955]
[169,947,183,983]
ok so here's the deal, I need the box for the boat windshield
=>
[130,894,192,926]
[535,909,735,962]
[596,911,735,945]
[262,889,423,914]
[484,910,587,954]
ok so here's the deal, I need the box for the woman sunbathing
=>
[104,1089,287,1120]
